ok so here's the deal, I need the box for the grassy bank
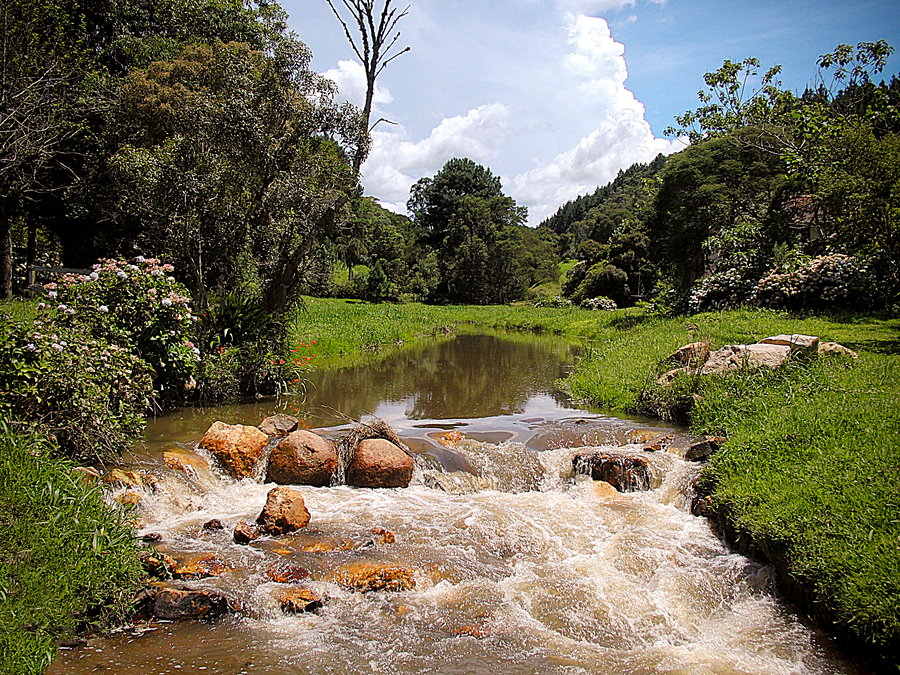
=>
[287,298,597,365]
[563,307,899,668]
[0,427,143,674]
[290,300,899,668]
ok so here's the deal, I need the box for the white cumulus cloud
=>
[510,15,672,224]
[361,103,514,212]
[322,60,394,111]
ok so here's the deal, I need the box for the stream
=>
[48,332,865,674]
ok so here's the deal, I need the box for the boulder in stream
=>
[153,586,231,620]
[234,520,263,544]
[163,448,213,483]
[273,586,324,613]
[199,421,268,479]
[573,452,651,492]
[266,430,337,487]
[257,486,311,535]
[268,562,311,583]
[171,553,229,579]
[346,438,414,488]
[332,560,416,592]
[259,414,300,437]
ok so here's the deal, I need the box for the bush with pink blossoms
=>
[0,317,153,462]
[40,257,199,400]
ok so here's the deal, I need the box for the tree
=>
[325,0,410,170]
[74,38,363,314]
[408,158,544,305]
[648,128,788,295]
[0,0,90,297]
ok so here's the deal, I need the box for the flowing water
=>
[49,332,865,675]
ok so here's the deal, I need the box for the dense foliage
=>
[0,259,198,461]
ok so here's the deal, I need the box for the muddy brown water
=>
[49,332,867,675]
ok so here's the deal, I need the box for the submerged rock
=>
[257,486,311,535]
[139,550,176,578]
[259,414,300,437]
[332,561,416,592]
[346,438,414,488]
[273,586,324,613]
[171,553,229,579]
[267,562,311,583]
[153,587,231,620]
[163,448,213,482]
[234,520,263,544]
[266,430,337,487]
[573,452,651,492]
[199,421,268,479]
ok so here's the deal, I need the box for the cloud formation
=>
[362,103,514,212]
[333,8,673,224]
[511,15,672,223]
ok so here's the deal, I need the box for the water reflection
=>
[304,332,582,424]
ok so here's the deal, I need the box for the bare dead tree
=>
[324,0,410,171]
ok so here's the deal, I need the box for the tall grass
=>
[0,426,143,674]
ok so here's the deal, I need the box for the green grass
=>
[0,426,143,674]
[287,298,597,367]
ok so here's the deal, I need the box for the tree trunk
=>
[0,201,13,299]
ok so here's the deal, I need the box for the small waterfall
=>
[62,425,861,675]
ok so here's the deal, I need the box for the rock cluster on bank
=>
[658,333,858,385]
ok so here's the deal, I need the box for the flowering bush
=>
[581,296,618,311]
[196,340,317,401]
[749,254,870,310]
[687,267,758,313]
[0,318,153,462]
[40,258,199,399]
[534,296,574,308]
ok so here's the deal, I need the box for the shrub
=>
[581,296,618,311]
[40,258,199,400]
[749,253,870,310]
[534,295,574,308]
[687,267,758,313]
[0,317,153,463]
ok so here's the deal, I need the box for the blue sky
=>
[282,0,900,224]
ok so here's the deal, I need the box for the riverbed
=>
[48,332,865,674]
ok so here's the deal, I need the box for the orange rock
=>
[370,527,395,545]
[234,520,263,544]
[163,449,212,482]
[171,553,229,579]
[346,439,413,489]
[273,586,323,613]
[257,486,310,535]
[265,430,337,487]
[332,561,416,592]
[199,421,268,479]
[267,562,311,583]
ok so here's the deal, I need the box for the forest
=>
[3,0,898,319]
